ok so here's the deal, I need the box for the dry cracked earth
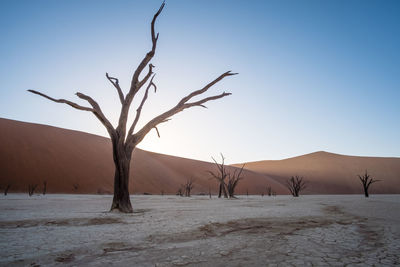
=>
[0,194,399,266]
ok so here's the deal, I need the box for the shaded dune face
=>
[235,151,400,194]
[0,118,286,195]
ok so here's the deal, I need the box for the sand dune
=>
[0,118,286,195]
[235,151,400,194]
[1,118,398,195]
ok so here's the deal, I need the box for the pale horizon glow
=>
[1,0,399,164]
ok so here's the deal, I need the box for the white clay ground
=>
[1,194,399,266]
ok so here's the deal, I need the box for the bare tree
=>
[28,184,38,196]
[358,170,380,198]
[176,186,184,197]
[43,181,47,195]
[226,164,245,198]
[184,178,195,197]
[4,184,11,196]
[208,154,228,198]
[28,3,235,213]
[286,175,306,197]
[208,154,244,198]
[266,186,272,196]
[73,183,79,191]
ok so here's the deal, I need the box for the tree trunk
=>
[364,186,369,197]
[110,141,133,213]
[218,183,223,198]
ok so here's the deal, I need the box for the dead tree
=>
[226,164,245,198]
[4,184,11,195]
[286,175,306,197]
[28,3,236,213]
[43,181,47,195]
[28,184,38,196]
[184,178,195,197]
[73,184,79,191]
[266,186,272,196]
[208,154,228,198]
[358,170,380,197]
[176,186,184,197]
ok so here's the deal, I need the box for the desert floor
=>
[1,194,399,266]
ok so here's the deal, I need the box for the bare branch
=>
[128,2,164,98]
[127,71,234,146]
[106,73,124,104]
[154,126,160,138]
[127,74,156,137]
[178,71,237,105]
[138,64,155,89]
[183,92,231,108]
[75,92,115,135]
[28,90,93,112]
[117,2,164,141]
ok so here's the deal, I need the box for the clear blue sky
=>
[1,0,399,163]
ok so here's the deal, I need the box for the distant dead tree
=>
[184,178,195,197]
[208,154,244,198]
[28,184,38,196]
[266,186,272,196]
[209,187,212,199]
[43,181,47,195]
[4,184,11,195]
[246,189,249,197]
[161,190,164,196]
[226,165,244,198]
[176,186,184,197]
[28,3,236,213]
[73,184,79,191]
[286,175,307,197]
[208,154,229,198]
[358,170,380,198]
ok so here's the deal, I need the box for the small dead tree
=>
[358,170,380,198]
[4,184,11,196]
[28,184,38,196]
[208,153,228,198]
[73,184,79,192]
[286,175,306,197]
[43,181,47,195]
[184,178,195,197]
[226,165,245,198]
[266,186,272,196]
[176,186,184,197]
[209,187,212,199]
[28,3,236,213]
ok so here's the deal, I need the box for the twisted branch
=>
[106,73,124,104]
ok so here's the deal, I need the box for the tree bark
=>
[110,140,133,213]
[364,186,369,198]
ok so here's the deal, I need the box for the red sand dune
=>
[234,151,400,194]
[0,118,286,195]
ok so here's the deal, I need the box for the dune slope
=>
[0,118,286,195]
[235,151,400,194]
